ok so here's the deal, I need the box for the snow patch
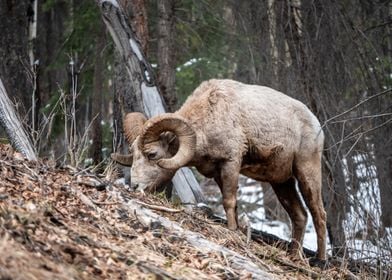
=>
[100,0,119,8]
[129,38,143,61]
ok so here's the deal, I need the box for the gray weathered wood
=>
[120,196,274,280]
[0,78,37,161]
[96,0,204,205]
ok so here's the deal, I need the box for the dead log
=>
[110,192,274,279]
[95,0,204,206]
[0,78,37,161]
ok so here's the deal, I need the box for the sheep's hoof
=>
[308,257,330,270]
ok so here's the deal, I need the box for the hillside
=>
[0,144,369,279]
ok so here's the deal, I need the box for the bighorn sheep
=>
[112,79,327,260]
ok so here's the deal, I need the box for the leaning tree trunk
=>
[96,0,204,205]
[112,0,149,181]
[0,78,37,161]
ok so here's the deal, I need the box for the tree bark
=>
[322,149,347,256]
[112,0,148,180]
[375,136,392,227]
[36,1,68,107]
[157,0,177,111]
[90,24,106,167]
[96,0,204,205]
[372,2,392,228]
[28,0,39,135]
[117,0,149,54]
[0,78,37,161]
[0,1,33,125]
[34,0,69,157]
[283,0,348,255]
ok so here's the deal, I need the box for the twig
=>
[92,199,120,206]
[322,88,392,129]
[362,19,392,33]
[52,205,67,218]
[330,112,392,123]
[325,117,392,151]
[134,200,183,213]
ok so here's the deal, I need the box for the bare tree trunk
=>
[283,0,348,255]
[372,2,392,228]
[90,24,106,167]
[36,1,68,107]
[117,0,149,54]
[0,1,33,125]
[0,78,37,161]
[157,0,177,111]
[112,0,149,180]
[322,149,347,256]
[28,0,39,137]
[231,1,272,85]
[35,1,69,157]
[97,0,204,204]
[374,135,392,227]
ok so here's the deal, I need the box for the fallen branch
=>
[134,200,183,213]
[113,191,274,280]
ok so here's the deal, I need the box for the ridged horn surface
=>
[123,112,147,144]
[140,113,196,170]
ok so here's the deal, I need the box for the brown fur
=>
[112,79,327,260]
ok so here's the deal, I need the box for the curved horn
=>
[140,113,196,170]
[123,112,147,144]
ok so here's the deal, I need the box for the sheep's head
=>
[111,113,196,192]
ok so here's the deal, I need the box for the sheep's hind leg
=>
[294,156,327,261]
[270,177,308,258]
[215,161,240,230]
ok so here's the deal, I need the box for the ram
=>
[112,79,327,260]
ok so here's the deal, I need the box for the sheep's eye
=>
[147,152,158,160]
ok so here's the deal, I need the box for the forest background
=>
[0,0,391,265]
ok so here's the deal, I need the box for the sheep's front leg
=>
[215,161,240,230]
